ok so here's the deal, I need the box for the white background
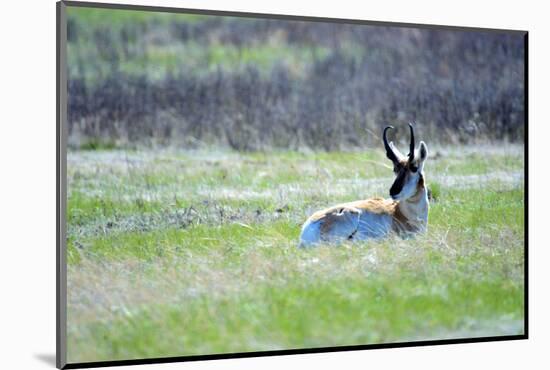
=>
[0,0,547,369]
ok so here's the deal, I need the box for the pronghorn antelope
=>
[299,123,429,247]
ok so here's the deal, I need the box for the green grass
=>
[67,7,331,82]
[69,277,522,360]
[66,145,525,363]
[68,7,208,28]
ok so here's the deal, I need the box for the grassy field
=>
[66,145,524,363]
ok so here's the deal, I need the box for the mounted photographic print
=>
[56,1,527,368]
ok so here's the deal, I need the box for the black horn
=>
[408,123,415,162]
[383,126,399,163]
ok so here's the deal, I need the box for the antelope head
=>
[383,123,429,201]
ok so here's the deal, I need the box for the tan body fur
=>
[304,180,428,243]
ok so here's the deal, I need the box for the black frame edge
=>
[56,2,60,367]
[523,32,529,339]
[62,0,527,34]
[63,335,527,369]
[57,1,68,369]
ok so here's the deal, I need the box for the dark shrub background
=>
[67,9,525,150]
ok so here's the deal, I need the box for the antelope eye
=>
[410,165,418,172]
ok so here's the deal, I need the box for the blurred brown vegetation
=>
[67,10,525,150]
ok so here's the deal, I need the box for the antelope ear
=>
[419,141,429,162]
